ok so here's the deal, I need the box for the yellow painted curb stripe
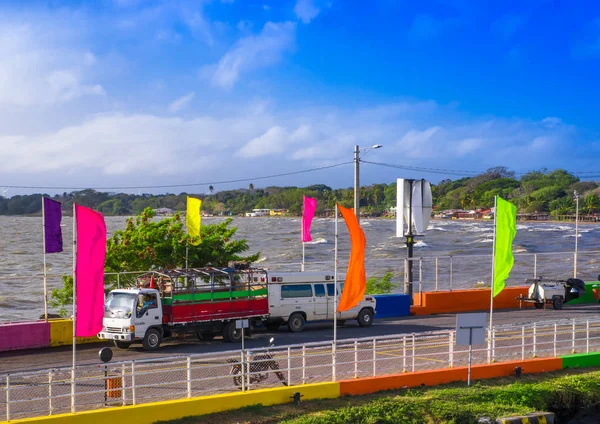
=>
[2,382,340,424]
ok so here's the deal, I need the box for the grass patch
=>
[157,368,600,424]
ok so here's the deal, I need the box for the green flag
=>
[493,196,517,297]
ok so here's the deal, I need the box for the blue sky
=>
[1,0,599,196]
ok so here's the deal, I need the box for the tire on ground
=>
[357,308,374,327]
[114,340,131,349]
[142,328,162,351]
[223,321,242,343]
[287,313,305,333]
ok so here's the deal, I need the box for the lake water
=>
[1,215,599,322]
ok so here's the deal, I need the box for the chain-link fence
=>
[3,317,600,421]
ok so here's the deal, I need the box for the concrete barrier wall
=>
[0,321,50,352]
[339,358,562,396]
[372,294,411,318]
[49,320,101,347]
[411,286,532,315]
[561,352,600,369]
[3,382,340,424]
[563,281,600,305]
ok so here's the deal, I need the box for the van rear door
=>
[313,283,327,320]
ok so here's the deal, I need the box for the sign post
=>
[455,313,486,386]
[236,319,250,390]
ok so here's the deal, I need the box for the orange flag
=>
[337,204,367,312]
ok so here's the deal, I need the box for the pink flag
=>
[75,205,106,337]
[302,196,317,242]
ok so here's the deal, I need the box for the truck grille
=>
[106,327,122,333]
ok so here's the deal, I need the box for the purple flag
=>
[43,198,63,253]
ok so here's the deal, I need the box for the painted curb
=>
[1,382,340,424]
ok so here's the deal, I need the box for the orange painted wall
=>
[339,358,562,396]
[410,286,531,315]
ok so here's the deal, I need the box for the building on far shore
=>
[154,208,174,216]
[269,209,288,216]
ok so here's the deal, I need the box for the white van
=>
[264,271,376,332]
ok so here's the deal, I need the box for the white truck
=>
[263,271,377,332]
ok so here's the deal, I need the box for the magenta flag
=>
[301,196,317,242]
[75,205,106,337]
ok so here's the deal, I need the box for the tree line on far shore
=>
[1,167,598,218]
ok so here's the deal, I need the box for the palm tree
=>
[583,193,600,215]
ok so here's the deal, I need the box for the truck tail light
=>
[365,297,374,302]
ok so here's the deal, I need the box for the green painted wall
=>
[565,281,600,305]
[561,352,600,368]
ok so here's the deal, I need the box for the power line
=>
[362,160,600,179]
[0,162,353,191]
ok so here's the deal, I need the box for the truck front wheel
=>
[114,340,131,349]
[223,322,242,343]
[142,328,162,350]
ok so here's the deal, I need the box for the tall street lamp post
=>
[574,190,580,278]
[354,144,383,222]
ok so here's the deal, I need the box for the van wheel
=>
[114,340,131,349]
[357,309,374,327]
[266,321,281,331]
[553,297,564,310]
[223,322,242,343]
[287,313,305,333]
[142,328,162,350]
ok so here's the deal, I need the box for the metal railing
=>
[3,317,600,421]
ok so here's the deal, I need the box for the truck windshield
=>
[104,292,137,319]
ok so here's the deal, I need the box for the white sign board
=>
[396,179,433,237]
[236,319,249,329]
[455,313,486,346]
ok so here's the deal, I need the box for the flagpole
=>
[488,196,498,364]
[333,204,338,381]
[71,203,77,413]
[42,197,48,322]
[186,244,189,269]
[302,242,305,272]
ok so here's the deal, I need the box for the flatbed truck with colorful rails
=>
[98,265,376,350]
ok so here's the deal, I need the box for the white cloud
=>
[206,21,296,89]
[237,126,288,158]
[0,99,591,194]
[0,23,105,106]
[168,92,195,113]
[294,0,320,24]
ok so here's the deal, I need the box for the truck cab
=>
[98,288,164,350]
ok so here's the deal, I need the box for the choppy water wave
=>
[2,216,600,321]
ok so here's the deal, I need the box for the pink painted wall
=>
[0,321,50,352]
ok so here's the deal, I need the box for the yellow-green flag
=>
[493,196,517,297]
[186,197,202,245]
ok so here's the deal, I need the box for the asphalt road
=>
[2,302,600,374]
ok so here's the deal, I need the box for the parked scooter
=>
[228,337,288,387]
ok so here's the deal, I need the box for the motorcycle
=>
[228,337,288,387]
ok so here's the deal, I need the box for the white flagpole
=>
[333,205,338,381]
[302,242,305,272]
[71,203,77,413]
[488,196,498,364]
[42,197,48,322]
